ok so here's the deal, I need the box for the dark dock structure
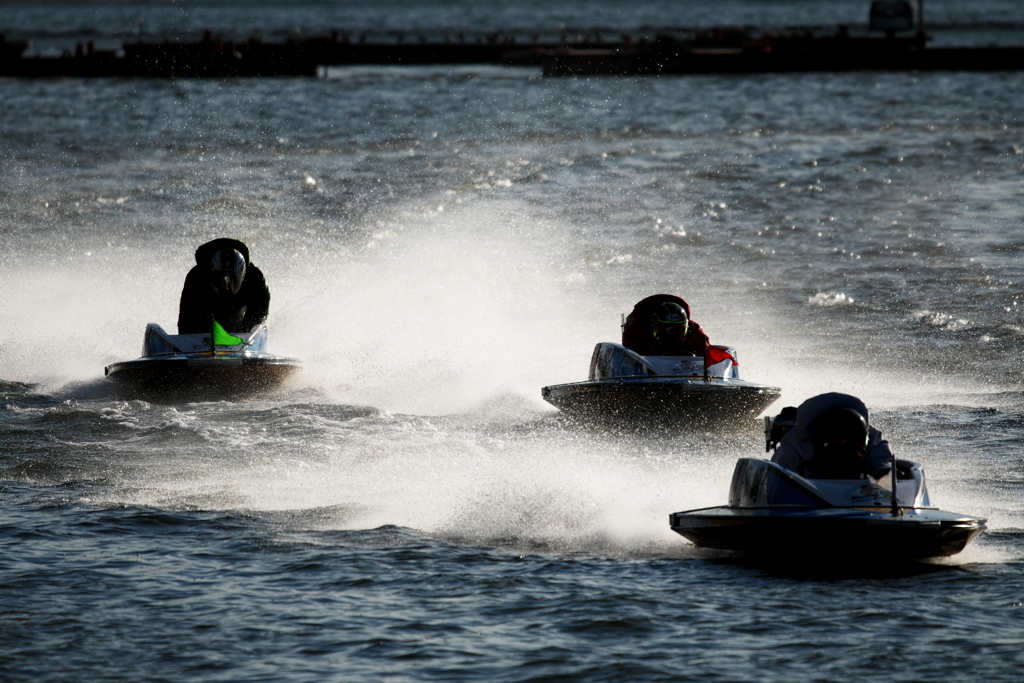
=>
[0,30,621,78]
[2,2,1023,79]
[542,30,1024,76]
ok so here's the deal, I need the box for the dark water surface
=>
[3,1,1024,680]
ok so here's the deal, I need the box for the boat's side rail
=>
[728,457,929,509]
[142,323,183,356]
[143,323,269,356]
[589,343,655,380]
[588,342,740,380]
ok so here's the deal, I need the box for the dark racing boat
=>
[669,412,986,559]
[105,323,302,401]
[542,342,781,428]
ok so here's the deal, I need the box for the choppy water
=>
[3,1,1024,681]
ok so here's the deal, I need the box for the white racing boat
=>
[669,412,986,560]
[542,342,781,427]
[105,323,302,400]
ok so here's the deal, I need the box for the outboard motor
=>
[764,406,797,452]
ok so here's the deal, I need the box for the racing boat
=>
[105,322,302,400]
[541,342,781,427]
[669,411,986,559]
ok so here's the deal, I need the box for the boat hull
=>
[669,506,986,560]
[105,323,302,401]
[105,354,302,401]
[542,378,781,427]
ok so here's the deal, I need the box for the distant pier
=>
[0,30,623,78]
[543,29,1024,76]
[2,24,1023,79]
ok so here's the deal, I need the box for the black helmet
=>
[807,407,870,478]
[210,248,246,296]
[651,301,689,339]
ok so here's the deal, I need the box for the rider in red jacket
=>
[621,294,710,356]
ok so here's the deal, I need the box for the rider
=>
[621,294,711,356]
[177,238,271,335]
[771,392,893,479]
